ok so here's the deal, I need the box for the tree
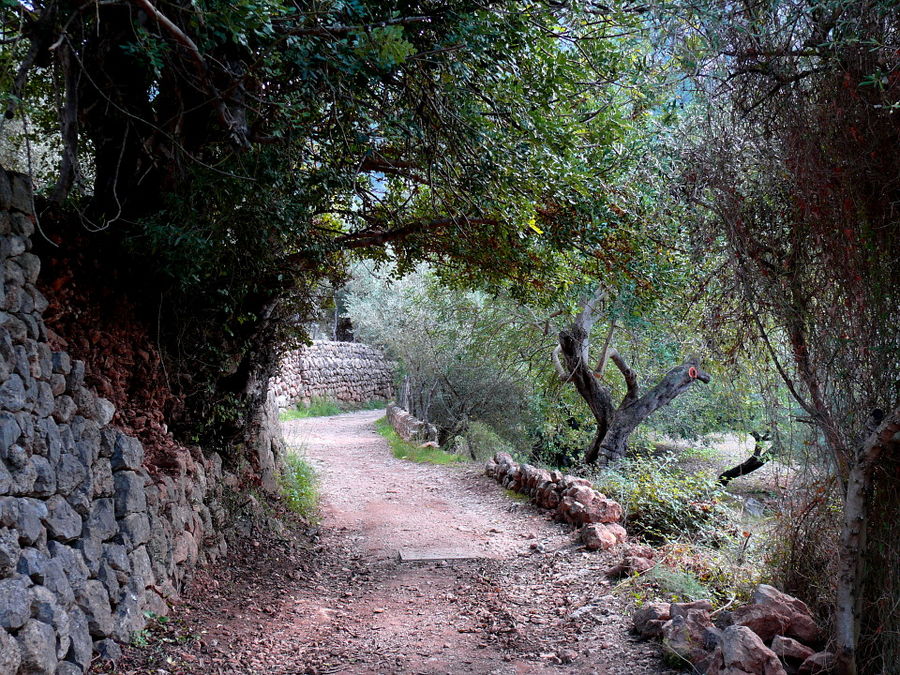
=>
[1,0,658,463]
[553,287,710,464]
[670,0,900,670]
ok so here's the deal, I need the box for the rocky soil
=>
[110,410,670,674]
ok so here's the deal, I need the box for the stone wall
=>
[270,340,394,409]
[0,167,229,674]
[385,405,438,445]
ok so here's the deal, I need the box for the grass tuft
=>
[279,397,386,421]
[374,417,464,465]
[279,451,319,520]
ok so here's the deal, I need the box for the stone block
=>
[0,575,32,629]
[0,527,19,575]
[43,495,83,542]
[16,546,49,581]
[0,461,10,495]
[74,580,114,637]
[15,618,60,675]
[113,471,146,516]
[39,557,73,606]
[64,606,92,671]
[84,499,117,542]
[0,627,22,674]
[30,455,56,496]
[0,373,26,411]
[0,496,47,545]
[111,433,143,472]
[30,584,71,660]
[54,455,87,497]
[47,541,89,592]
[119,512,150,547]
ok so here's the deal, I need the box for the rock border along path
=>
[114,410,669,674]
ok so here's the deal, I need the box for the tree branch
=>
[129,0,250,148]
[608,348,639,405]
[551,344,572,382]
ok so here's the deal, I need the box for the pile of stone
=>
[1,167,230,674]
[484,452,627,550]
[386,405,438,445]
[634,584,833,674]
[269,340,394,409]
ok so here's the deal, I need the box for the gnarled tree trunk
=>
[554,288,711,465]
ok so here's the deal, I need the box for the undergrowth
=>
[374,417,464,465]
[279,451,320,521]
[279,397,386,421]
[588,454,731,544]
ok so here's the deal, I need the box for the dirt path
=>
[114,411,668,675]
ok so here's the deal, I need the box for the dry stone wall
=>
[385,405,438,445]
[270,340,393,409]
[0,167,229,674]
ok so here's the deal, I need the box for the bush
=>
[279,452,319,520]
[463,421,516,462]
[589,454,731,544]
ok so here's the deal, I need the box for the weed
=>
[504,488,530,502]
[374,417,464,465]
[279,451,320,521]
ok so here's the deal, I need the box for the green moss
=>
[374,417,464,465]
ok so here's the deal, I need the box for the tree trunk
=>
[834,407,899,675]
[555,289,710,465]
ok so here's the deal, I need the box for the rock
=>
[113,471,146,516]
[94,637,122,663]
[112,584,145,642]
[604,522,627,543]
[30,585,71,660]
[0,373,26,411]
[54,455,87,497]
[0,527,20,576]
[84,499,117,542]
[633,601,671,639]
[43,495,83,542]
[65,606,92,671]
[0,628,22,674]
[111,434,143,472]
[30,455,56,496]
[581,523,619,551]
[771,635,815,663]
[40,558,74,606]
[662,608,717,667]
[0,497,46,545]
[74,580,114,637]
[119,512,150,546]
[585,497,623,524]
[96,398,115,426]
[733,584,822,643]
[670,599,715,619]
[0,461,10,495]
[47,542,89,591]
[16,546,49,581]
[707,625,787,675]
[56,663,81,675]
[798,651,835,674]
[0,575,32,629]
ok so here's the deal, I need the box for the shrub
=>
[589,454,731,544]
[279,452,319,521]
[463,421,516,462]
